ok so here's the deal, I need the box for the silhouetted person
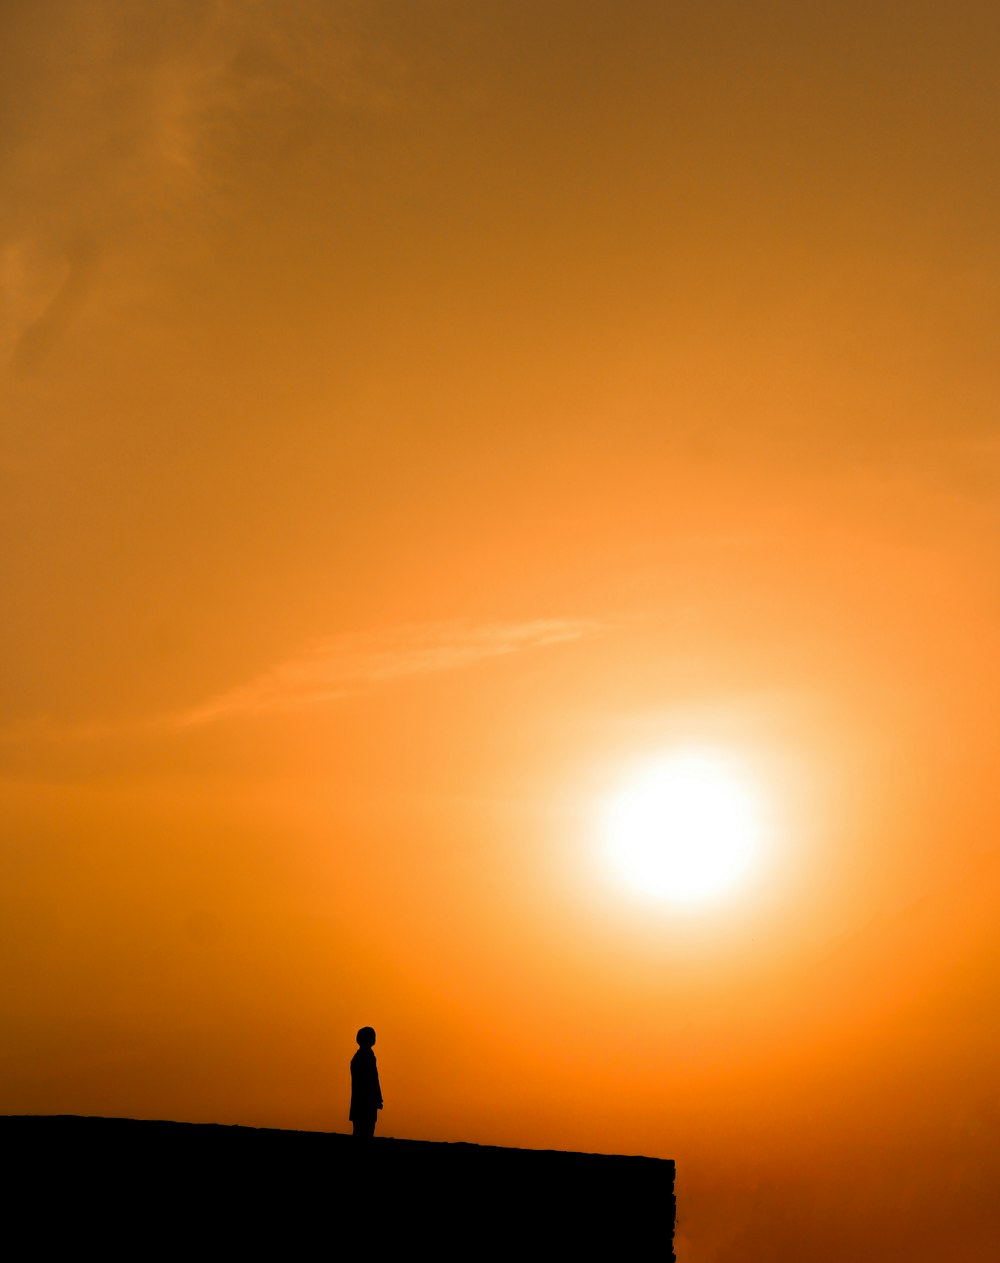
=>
[350,1026,383,1140]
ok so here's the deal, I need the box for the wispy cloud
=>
[172,618,598,728]
[0,619,598,748]
[1,1,406,375]
[9,238,100,374]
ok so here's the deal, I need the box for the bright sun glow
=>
[602,748,764,903]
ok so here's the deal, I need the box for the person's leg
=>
[353,1114,376,1140]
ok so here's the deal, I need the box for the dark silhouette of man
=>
[350,1026,383,1140]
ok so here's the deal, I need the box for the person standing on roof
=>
[350,1026,383,1141]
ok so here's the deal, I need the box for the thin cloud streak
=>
[172,618,599,728]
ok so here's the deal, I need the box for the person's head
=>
[356,1026,376,1048]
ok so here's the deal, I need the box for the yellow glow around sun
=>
[602,748,764,903]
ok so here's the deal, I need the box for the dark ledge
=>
[2,1114,675,1258]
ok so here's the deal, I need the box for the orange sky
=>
[2,3,999,1258]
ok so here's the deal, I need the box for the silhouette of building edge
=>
[2,1115,675,1258]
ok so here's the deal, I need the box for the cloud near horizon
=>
[171,618,598,728]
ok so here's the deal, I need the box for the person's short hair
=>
[356,1026,376,1047]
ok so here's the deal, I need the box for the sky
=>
[2,2,999,1257]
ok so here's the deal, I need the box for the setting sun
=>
[602,749,765,903]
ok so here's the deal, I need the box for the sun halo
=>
[601,747,764,904]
